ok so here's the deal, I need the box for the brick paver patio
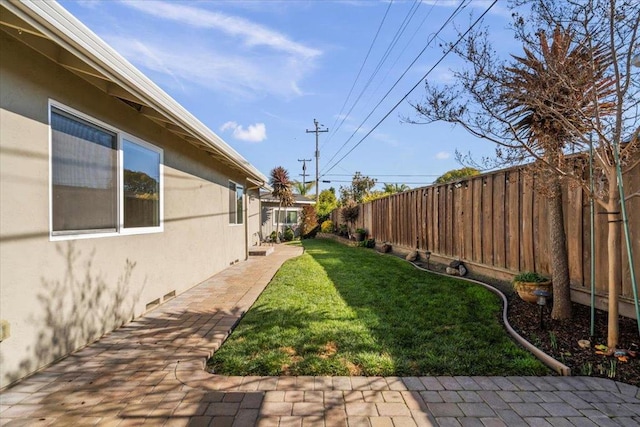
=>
[1,244,639,426]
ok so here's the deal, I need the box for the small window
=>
[229,181,243,225]
[273,209,299,225]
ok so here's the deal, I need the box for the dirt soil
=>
[408,256,640,386]
[508,295,640,386]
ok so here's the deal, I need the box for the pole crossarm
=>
[306,119,328,205]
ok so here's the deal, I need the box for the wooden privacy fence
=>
[330,163,640,314]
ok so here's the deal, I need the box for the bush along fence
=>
[330,162,640,318]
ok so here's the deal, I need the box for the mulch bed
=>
[507,295,640,386]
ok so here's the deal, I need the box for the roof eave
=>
[1,0,268,186]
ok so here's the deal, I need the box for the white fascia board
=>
[2,0,268,186]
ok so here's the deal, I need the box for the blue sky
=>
[60,0,520,192]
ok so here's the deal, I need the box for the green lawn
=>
[207,239,548,376]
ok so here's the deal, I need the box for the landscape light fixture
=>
[533,289,551,330]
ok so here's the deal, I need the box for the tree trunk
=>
[606,181,622,349]
[276,202,282,244]
[549,175,572,320]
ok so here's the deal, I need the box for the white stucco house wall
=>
[0,0,268,389]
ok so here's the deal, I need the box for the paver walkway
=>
[1,244,639,427]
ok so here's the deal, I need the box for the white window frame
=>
[272,208,300,226]
[228,180,244,226]
[49,101,164,241]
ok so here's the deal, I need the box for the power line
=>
[324,0,394,150]
[322,0,497,177]
[322,180,435,185]
[325,173,441,177]
[324,0,425,150]
[321,0,469,174]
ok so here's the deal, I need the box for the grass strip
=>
[208,239,548,376]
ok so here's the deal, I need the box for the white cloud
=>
[120,0,321,59]
[435,151,450,160]
[220,121,267,143]
[101,1,321,99]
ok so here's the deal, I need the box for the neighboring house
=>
[260,192,315,239]
[0,1,269,389]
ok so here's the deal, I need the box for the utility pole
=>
[306,119,328,204]
[297,158,312,187]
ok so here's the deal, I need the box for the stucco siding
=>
[0,32,250,388]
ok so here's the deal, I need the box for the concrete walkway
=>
[1,244,639,427]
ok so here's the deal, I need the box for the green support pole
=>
[611,137,640,334]
[590,135,596,338]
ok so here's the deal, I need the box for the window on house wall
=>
[273,209,299,225]
[50,104,163,238]
[123,140,160,228]
[229,181,243,225]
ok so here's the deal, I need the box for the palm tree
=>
[292,180,315,197]
[269,166,294,243]
[503,27,615,321]
[382,183,410,194]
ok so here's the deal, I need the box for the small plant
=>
[549,332,558,351]
[321,220,334,233]
[579,362,593,376]
[355,228,366,235]
[283,227,294,242]
[358,238,375,248]
[270,230,278,241]
[529,333,542,348]
[608,359,617,378]
[513,271,549,284]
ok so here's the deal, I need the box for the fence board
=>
[506,170,520,271]
[463,182,473,260]
[482,175,494,266]
[621,161,639,299]
[434,187,441,252]
[472,178,483,263]
[493,172,506,269]
[520,173,535,272]
[566,184,584,287]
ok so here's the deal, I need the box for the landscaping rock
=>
[406,250,418,262]
[449,260,462,268]
[446,266,460,276]
[458,264,468,276]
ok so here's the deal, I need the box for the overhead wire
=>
[324,0,394,150]
[321,0,498,177]
[323,0,423,150]
[321,0,469,174]
[364,0,438,108]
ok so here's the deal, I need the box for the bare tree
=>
[270,166,294,244]
[408,0,639,341]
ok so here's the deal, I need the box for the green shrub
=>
[283,227,294,242]
[321,220,334,233]
[358,238,375,248]
[513,271,549,283]
[270,230,278,241]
